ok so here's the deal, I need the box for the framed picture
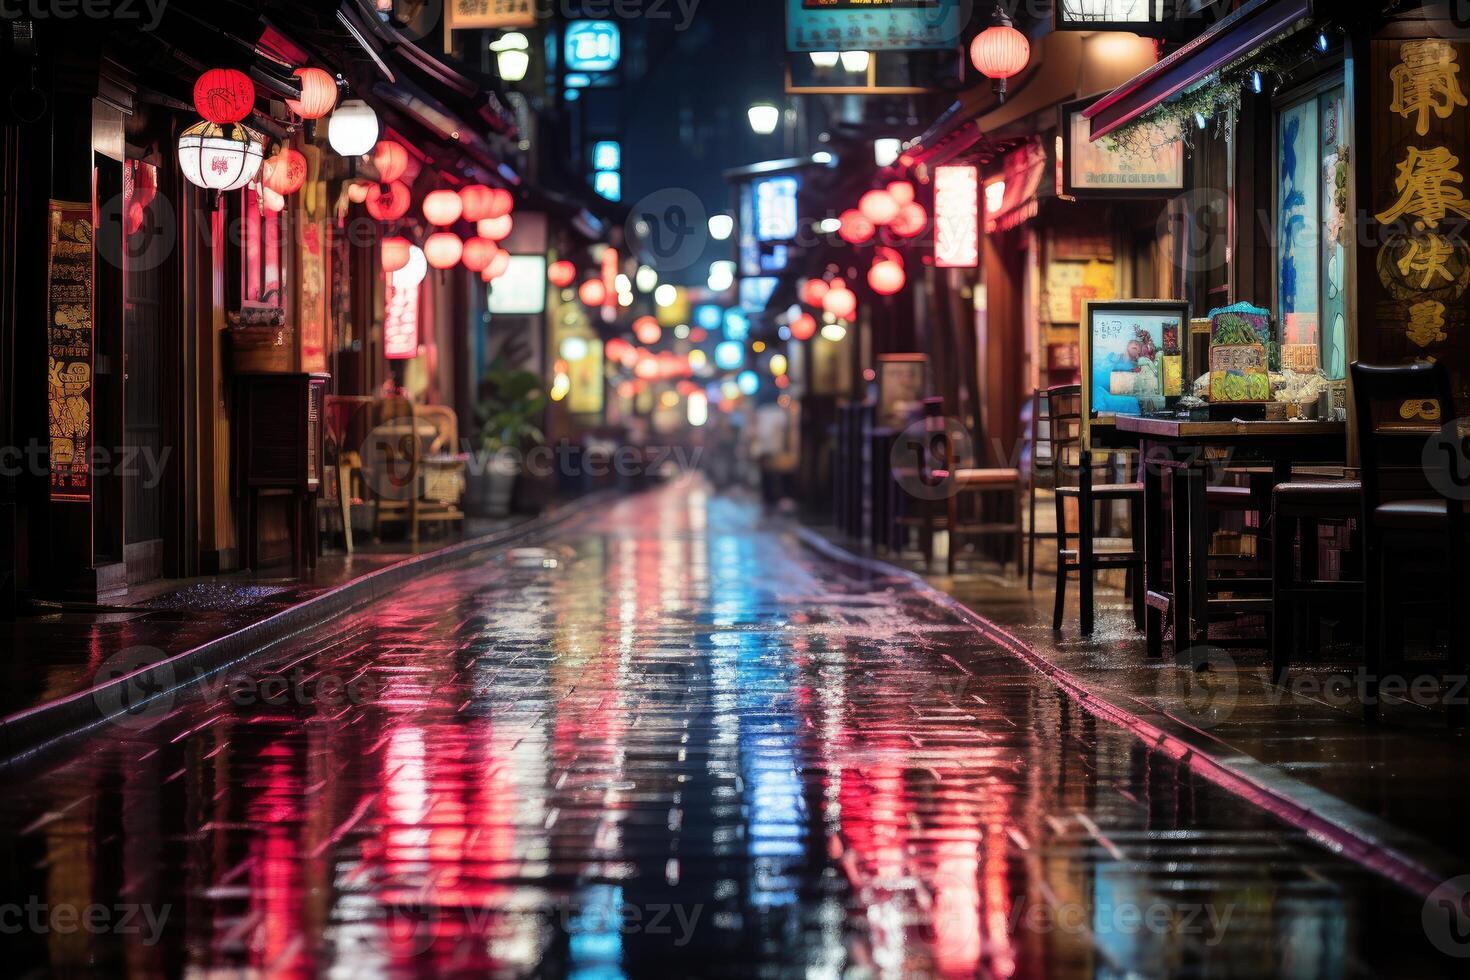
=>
[1060,94,1185,199]
[1080,300,1191,433]
[876,353,927,431]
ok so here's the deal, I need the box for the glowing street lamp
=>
[748,103,780,136]
[810,51,840,68]
[708,214,734,241]
[491,32,531,83]
[840,50,871,73]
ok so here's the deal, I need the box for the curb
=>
[0,491,612,772]
[794,524,1460,902]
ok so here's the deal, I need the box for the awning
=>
[1083,0,1314,141]
[985,139,1046,234]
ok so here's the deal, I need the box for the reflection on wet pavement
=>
[0,482,1457,977]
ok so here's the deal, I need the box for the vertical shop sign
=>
[934,165,979,268]
[47,200,95,501]
[1366,36,1470,414]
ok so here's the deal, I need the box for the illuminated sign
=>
[787,0,963,53]
[740,276,778,312]
[593,170,622,202]
[384,270,420,360]
[934,164,978,268]
[1060,95,1183,197]
[754,176,799,241]
[593,140,621,171]
[565,21,620,72]
[488,255,548,314]
[446,0,536,30]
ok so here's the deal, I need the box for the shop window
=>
[1276,83,1348,379]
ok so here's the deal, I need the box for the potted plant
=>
[467,360,546,517]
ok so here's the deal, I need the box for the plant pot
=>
[466,452,518,518]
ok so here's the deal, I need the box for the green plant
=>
[475,359,547,454]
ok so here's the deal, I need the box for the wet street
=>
[0,482,1456,977]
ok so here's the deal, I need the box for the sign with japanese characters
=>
[447,0,536,30]
[1364,34,1470,416]
[786,0,962,52]
[46,200,94,502]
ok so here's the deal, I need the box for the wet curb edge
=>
[0,491,615,772]
[794,524,1459,902]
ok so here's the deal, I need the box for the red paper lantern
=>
[459,184,497,222]
[423,232,463,269]
[838,209,875,245]
[372,141,409,183]
[365,181,412,221]
[579,279,607,306]
[461,237,499,272]
[548,260,577,288]
[823,279,857,319]
[800,278,829,308]
[193,69,255,124]
[347,182,370,205]
[263,148,307,195]
[868,259,906,296]
[970,22,1030,84]
[382,237,412,273]
[485,248,511,280]
[790,313,817,341]
[887,180,916,205]
[486,187,514,219]
[262,188,286,213]
[478,215,513,241]
[126,201,146,237]
[859,189,901,226]
[287,67,338,120]
[634,316,662,345]
[890,202,928,238]
[423,190,463,227]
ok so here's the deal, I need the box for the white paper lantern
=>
[327,99,379,158]
[178,120,265,192]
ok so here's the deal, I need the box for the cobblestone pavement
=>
[1,482,1461,977]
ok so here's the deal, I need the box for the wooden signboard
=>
[876,353,927,431]
[46,200,94,502]
[1360,31,1470,418]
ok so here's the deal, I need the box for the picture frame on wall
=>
[876,353,927,431]
[1080,300,1191,435]
[1059,94,1185,199]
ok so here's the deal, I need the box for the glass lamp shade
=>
[809,51,840,68]
[178,120,265,192]
[497,49,531,82]
[327,100,379,157]
[747,104,780,135]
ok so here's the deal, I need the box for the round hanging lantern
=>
[970,10,1030,98]
[193,69,255,124]
[423,189,463,226]
[262,188,286,213]
[868,259,906,296]
[838,209,875,245]
[485,249,511,280]
[859,189,901,226]
[347,181,370,204]
[263,148,307,195]
[486,187,514,219]
[461,237,499,272]
[382,236,412,273]
[800,278,830,308]
[423,233,463,269]
[478,215,513,241]
[287,67,338,119]
[887,180,916,205]
[823,279,857,319]
[458,184,497,222]
[790,313,818,341]
[579,279,607,306]
[634,316,662,345]
[372,140,409,183]
[178,120,265,192]
[548,260,577,288]
[365,181,412,221]
[327,99,379,157]
[890,202,928,238]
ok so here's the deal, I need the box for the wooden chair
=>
[1270,479,1362,685]
[1351,361,1468,725]
[1045,385,1145,632]
[415,404,468,534]
[362,397,429,546]
[943,446,1024,577]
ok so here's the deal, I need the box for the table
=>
[1087,416,1347,660]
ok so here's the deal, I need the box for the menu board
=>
[1061,95,1185,198]
[46,200,94,502]
[1080,300,1189,430]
